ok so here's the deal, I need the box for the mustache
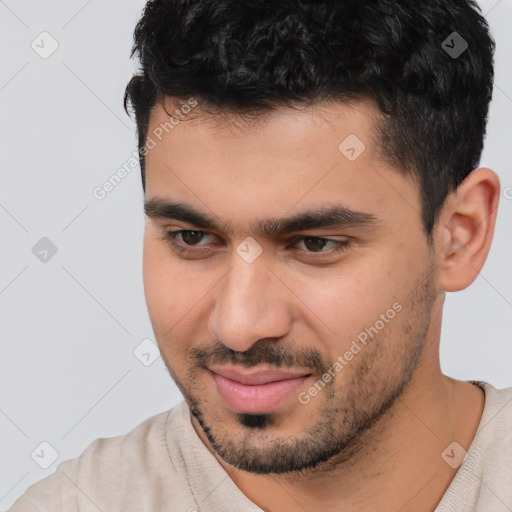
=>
[188,340,331,375]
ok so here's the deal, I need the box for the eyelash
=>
[159,229,351,258]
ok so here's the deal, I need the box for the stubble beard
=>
[163,260,438,475]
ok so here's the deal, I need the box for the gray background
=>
[0,0,510,508]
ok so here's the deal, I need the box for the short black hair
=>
[124,0,495,237]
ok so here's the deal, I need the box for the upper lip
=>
[209,365,311,385]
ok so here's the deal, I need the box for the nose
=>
[208,251,294,353]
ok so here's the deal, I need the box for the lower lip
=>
[210,371,311,414]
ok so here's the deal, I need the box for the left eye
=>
[293,237,348,253]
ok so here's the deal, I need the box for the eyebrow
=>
[144,197,381,237]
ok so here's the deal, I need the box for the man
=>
[10,0,511,511]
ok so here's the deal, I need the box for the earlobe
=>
[437,168,500,292]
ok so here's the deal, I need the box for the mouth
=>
[208,365,312,414]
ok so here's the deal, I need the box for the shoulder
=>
[9,401,188,512]
[436,381,512,511]
[472,381,512,436]
[464,381,512,476]
[471,381,512,466]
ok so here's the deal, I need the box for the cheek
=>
[295,254,412,347]
[143,237,184,327]
[142,239,196,365]
[142,235,218,341]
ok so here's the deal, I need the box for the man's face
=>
[142,98,441,474]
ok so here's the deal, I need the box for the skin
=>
[142,96,500,511]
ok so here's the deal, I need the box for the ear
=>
[436,168,500,292]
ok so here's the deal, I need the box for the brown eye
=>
[302,237,330,252]
[159,229,220,259]
[293,237,350,255]
[179,231,206,245]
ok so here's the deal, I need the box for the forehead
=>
[148,96,382,148]
[145,96,383,184]
[143,97,421,236]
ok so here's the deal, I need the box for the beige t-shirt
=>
[9,381,512,511]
